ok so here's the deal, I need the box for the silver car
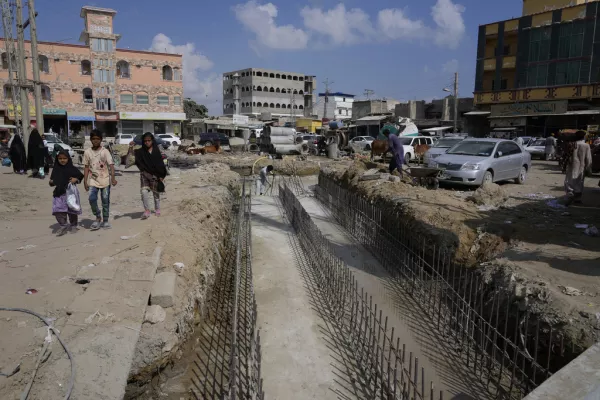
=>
[433,138,531,186]
[525,138,547,159]
[349,136,375,151]
[424,136,466,166]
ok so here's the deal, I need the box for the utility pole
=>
[1,0,21,134]
[364,89,374,100]
[28,0,43,135]
[15,0,30,149]
[453,72,459,133]
[323,78,333,120]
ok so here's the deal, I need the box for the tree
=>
[184,98,208,119]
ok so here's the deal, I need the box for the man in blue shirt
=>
[383,129,405,176]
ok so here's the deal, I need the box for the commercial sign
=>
[95,113,119,121]
[491,101,567,117]
[7,104,36,119]
[119,112,186,121]
[43,108,66,115]
[490,117,526,128]
[232,114,249,125]
[68,112,95,121]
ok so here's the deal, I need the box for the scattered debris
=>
[525,193,555,200]
[17,245,36,251]
[25,289,38,295]
[144,305,166,324]
[173,262,185,274]
[0,250,7,257]
[559,286,584,296]
[75,279,90,285]
[467,183,509,208]
[120,233,140,240]
[546,199,566,209]
[84,310,115,324]
[0,363,20,377]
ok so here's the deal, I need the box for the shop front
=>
[7,104,36,127]
[43,108,67,138]
[67,112,95,136]
[95,112,119,137]
[118,112,186,138]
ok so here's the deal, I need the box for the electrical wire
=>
[0,307,74,400]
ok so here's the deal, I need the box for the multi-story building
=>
[0,6,184,137]
[222,68,315,118]
[473,0,600,136]
[314,92,355,120]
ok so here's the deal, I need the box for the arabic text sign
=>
[491,101,567,117]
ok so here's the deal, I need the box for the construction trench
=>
[150,171,582,400]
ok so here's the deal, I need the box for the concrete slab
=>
[150,271,176,308]
[76,261,119,280]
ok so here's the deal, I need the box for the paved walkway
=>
[251,195,338,400]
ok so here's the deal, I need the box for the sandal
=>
[90,221,101,230]
[141,211,151,220]
[155,209,161,217]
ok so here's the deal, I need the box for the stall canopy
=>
[67,112,95,121]
[356,115,387,126]
[421,126,454,133]
[464,111,491,116]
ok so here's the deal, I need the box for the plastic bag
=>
[1,157,11,167]
[66,183,81,212]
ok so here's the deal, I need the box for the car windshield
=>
[531,139,546,146]
[303,135,313,140]
[122,135,132,138]
[159,134,170,138]
[434,139,462,148]
[363,137,373,141]
[447,141,496,156]
[44,136,61,143]
[399,138,413,145]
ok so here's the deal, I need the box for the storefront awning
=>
[489,110,600,118]
[43,108,66,116]
[119,112,186,121]
[68,111,95,121]
[464,111,491,116]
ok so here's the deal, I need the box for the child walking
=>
[50,150,84,236]
[83,129,117,230]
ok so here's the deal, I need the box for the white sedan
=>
[349,136,375,151]
[158,134,181,146]
[114,134,134,145]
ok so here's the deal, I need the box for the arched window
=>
[253,102,256,106]
[299,105,304,110]
[252,71,256,76]
[287,104,291,109]
[257,102,262,107]
[269,103,274,108]
[263,86,268,91]
[293,105,298,109]
[276,74,280,78]
[282,74,287,80]
[247,86,251,91]
[299,77,304,81]
[173,67,182,81]
[256,71,263,77]
[41,85,51,101]
[82,87,93,103]
[3,84,12,98]
[293,76,298,81]
[162,65,173,80]
[39,55,49,73]
[276,88,280,93]
[281,88,287,94]
[241,87,245,92]
[81,60,91,75]
[269,73,275,78]
[293,89,298,94]
[276,103,281,108]
[256,86,262,91]
[117,60,130,78]
[269,87,275,92]
[299,90,304,95]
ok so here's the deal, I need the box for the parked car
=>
[349,136,375,151]
[158,134,181,146]
[398,136,435,161]
[514,136,534,147]
[133,134,170,149]
[424,136,466,166]
[198,132,230,147]
[525,138,548,159]
[114,133,135,145]
[43,133,76,159]
[306,135,324,154]
[433,138,531,186]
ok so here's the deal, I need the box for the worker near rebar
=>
[256,165,274,195]
[382,129,405,176]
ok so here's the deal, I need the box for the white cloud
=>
[149,34,221,114]
[442,59,459,73]
[233,1,309,50]
[431,0,466,49]
[232,0,465,50]
[300,4,375,45]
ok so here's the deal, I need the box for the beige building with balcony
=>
[473,0,600,137]
[0,6,184,137]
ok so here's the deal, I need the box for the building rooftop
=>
[318,92,355,97]
[80,6,117,17]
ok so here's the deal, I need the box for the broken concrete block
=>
[150,272,177,308]
[144,305,166,324]
[389,175,401,183]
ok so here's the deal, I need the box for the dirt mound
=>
[466,183,509,208]
[323,161,508,267]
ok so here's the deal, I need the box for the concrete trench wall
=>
[316,171,585,399]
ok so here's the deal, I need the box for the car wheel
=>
[405,153,412,161]
[515,166,527,184]
[482,170,493,185]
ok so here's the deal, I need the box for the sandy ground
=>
[323,159,600,349]
[0,162,238,399]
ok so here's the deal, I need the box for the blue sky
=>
[29,0,523,114]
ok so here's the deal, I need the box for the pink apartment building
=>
[0,6,184,137]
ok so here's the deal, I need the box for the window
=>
[570,22,584,58]
[1,53,7,69]
[120,93,134,104]
[39,55,49,73]
[498,142,521,156]
[526,64,548,87]
[95,97,115,111]
[91,38,114,52]
[81,60,91,75]
[93,69,115,83]
[162,65,173,80]
[173,68,182,81]
[174,96,181,106]
[136,94,149,105]
[3,84,11,98]
[492,78,508,90]
[116,61,130,78]
[567,60,581,84]
[41,85,51,101]
[558,21,585,59]
[89,24,111,34]
[157,95,169,105]
[529,27,551,62]
[121,121,144,136]
[82,88,93,103]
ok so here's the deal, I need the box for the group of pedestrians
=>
[6,129,167,236]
